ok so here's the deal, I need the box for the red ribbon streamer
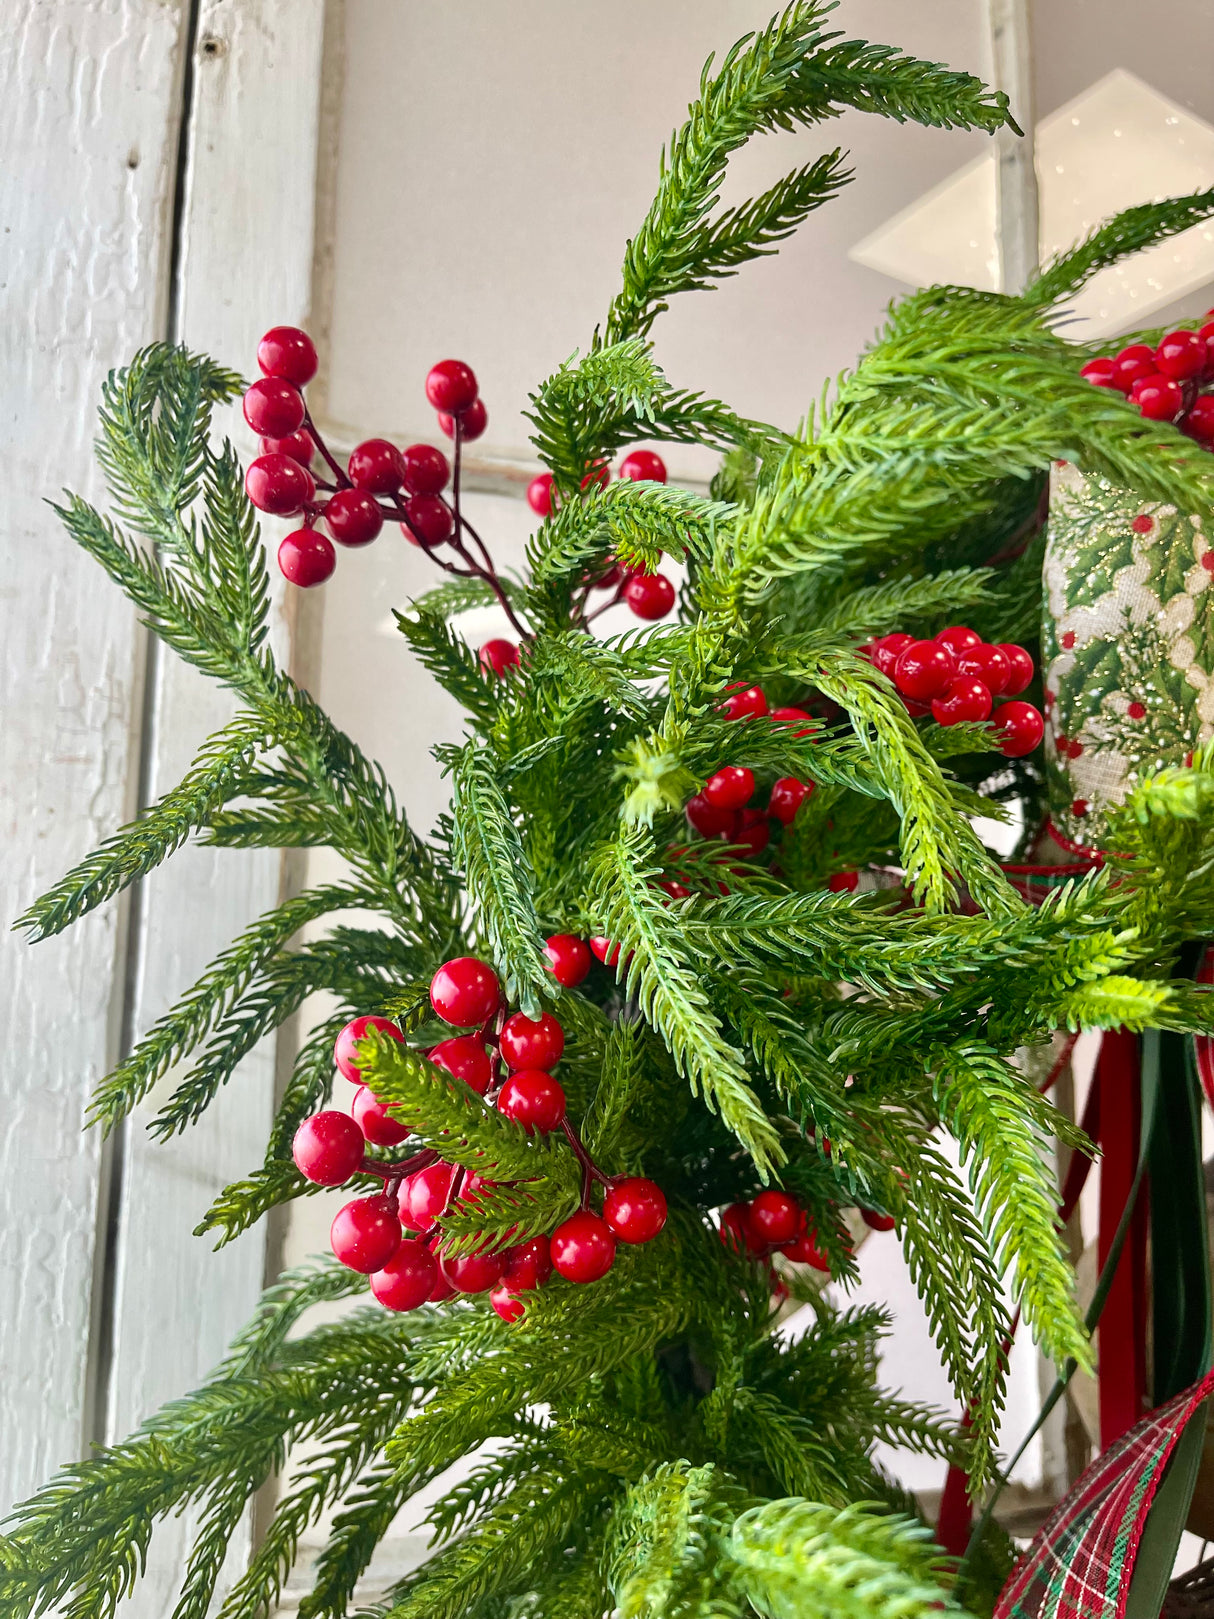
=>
[1095,1028,1147,1448]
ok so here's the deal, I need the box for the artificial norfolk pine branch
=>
[9,7,1214,1618]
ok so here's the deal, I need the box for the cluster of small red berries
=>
[527,449,678,622]
[867,628,1043,756]
[290,947,666,1322]
[1080,316,1214,441]
[718,1190,894,1300]
[683,686,818,862]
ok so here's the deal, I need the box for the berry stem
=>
[360,1145,440,1182]
[560,1118,610,1208]
[302,408,351,491]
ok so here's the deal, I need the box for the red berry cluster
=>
[683,686,817,859]
[1081,316,1214,441]
[527,450,678,623]
[720,1190,895,1300]
[290,950,666,1322]
[868,628,1043,756]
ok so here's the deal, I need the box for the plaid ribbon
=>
[995,1369,1214,1619]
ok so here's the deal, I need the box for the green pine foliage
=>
[9,5,1214,1615]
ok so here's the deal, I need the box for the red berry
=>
[428,1035,492,1095]
[719,1203,752,1253]
[993,700,1044,757]
[440,1248,505,1294]
[1183,395,1214,442]
[324,489,383,547]
[479,639,520,677]
[257,326,318,387]
[934,626,982,656]
[747,1189,802,1246]
[658,879,691,901]
[292,1111,364,1185]
[872,633,914,678]
[503,1235,553,1290]
[623,572,675,620]
[618,449,667,483]
[243,377,305,438]
[351,1084,410,1147]
[347,439,404,494]
[861,1207,896,1232]
[581,462,610,491]
[732,808,769,857]
[769,705,813,736]
[768,777,813,825]
[430,957,500,1026]
[1079,357,1117,388]
[828,870,859,893]
[543,933,591,988]
[334,1015,403,1083]
[1156,329,1205,381]
[428,1271,457,1302]
[400,443,450,496]
[403,495,454,547]
[550,1210,616,1283]
[527,473,556,517]
[278,528,335,587]
[1111,344,1156,393]
[426,359,479,415]
[438,397,488,440]
[997,644,1034,695]
[1127,700,1147,720]
[894,639,954,700]
[931,677,992,727]
[261,429,315,467]
[719,683,768,721]
[497,1069,566,1133]
[780,1229,830,1271]
[1132,373,1183,421]
[370,1238,437,1311]
[686,792,737,840]
[245,453,314,516]
[603,1177,667,1244]
[589,936,622,967]
[330,1195,402,1273]
[499,1012,564,1072]
[956,643,1011,695]
[399,1162,455,1232]
[490,1283,526,1322]
[703,766,755,810]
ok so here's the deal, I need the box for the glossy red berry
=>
[581,462,611,491]
[551,1210,616,1283]
[490,1283,526,1322]
[957,643,1011,695]
[257,326,318,387]
[934,626,982,656]
[334,1015,403,1083]
[894,639,954,700]
[428,1271,457,1302]
[497,1069,566,1133]
[428,1035,493,1095]
[828,870,859,893]
[503,1235,553,1290]
[703,766,755,810]
[499,1012,565,1072]
[603,1177,667,1244]
[1079,357,1117,388]
[261,429,315,467]
[243,377,305,438]
[861,1207,896,1232]
[430,956,500,1026]
[292,1111,364,1185]
[931,676,992,726]
[719,683,768,721]
[1156,329,1205,380]
[1183,395,1214,442]
[623,571,675,620]
[426,359,479,415]
[278,528,335,587]
[618,449,667,483]
[479,639,519,677]
[732,808,770,857]
[351,1084,410,1147]
[370,1239,437,1311]
[324,488,383,547]
[769,705,813,736]
[438,396,488,440]
[403,495,454,547]
[768,777,812,825]
[330,1195,402,1274]
[245,453,314,516]
[747,1189,802,1246]
[780,1229,830,1271]
[441,1247,505,1294]
[997,644,1034,695]
[399,1162,455,1232]
[1132,373,1183,421]
[872,633,914,678]
[993,700,1044,757]
[589,936,622,967]
[543,933,592,987]
[527,473,556,517]
[400,443,450,496]
[1111,344,1157,393]
[348,439,404,494]
[719,1203,752,1253]
[686,792,736,840]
